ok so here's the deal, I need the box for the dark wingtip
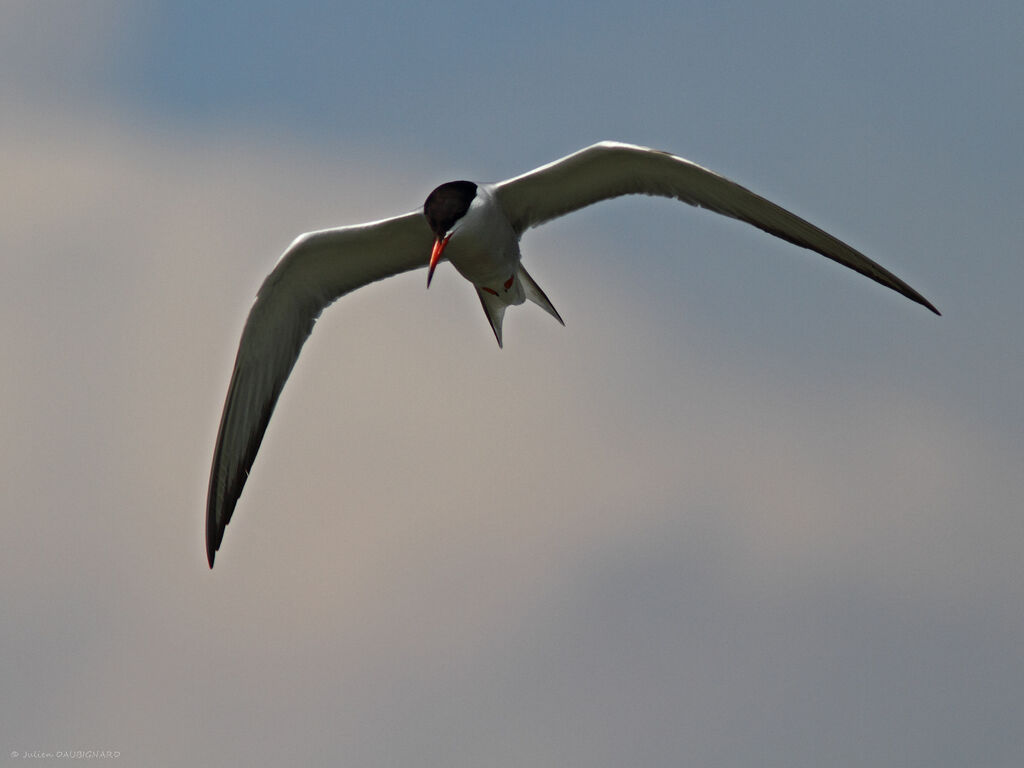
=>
[913,293,941,316]
[206,491,226,569]
[891,277,939,316]
[206,519,218,568]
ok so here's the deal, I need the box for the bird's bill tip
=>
[427,234,451,288]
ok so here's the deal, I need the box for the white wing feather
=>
[207,211,431,565]
[494,142,938,314]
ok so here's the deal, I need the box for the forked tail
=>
[518,263,564,327]
[475,264,564,347]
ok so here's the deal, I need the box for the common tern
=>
[206,141,938,566]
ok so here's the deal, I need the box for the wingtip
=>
[206,526,218,568]
[206,499,222,569]
[911,292,941,317]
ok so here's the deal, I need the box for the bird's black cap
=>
[424,181,477,236]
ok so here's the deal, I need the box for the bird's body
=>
[443,184,519,287]
[206,141,938,567]
[431,182,564,343]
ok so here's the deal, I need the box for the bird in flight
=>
[206,141,938,567]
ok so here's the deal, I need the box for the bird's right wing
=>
[206,210,432,566]
[494,141,938,314]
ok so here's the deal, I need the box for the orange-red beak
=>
[427,233,451,288]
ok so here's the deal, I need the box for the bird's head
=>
[423,180,477,287]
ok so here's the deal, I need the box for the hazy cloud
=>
[2,4,1022,763]
[2,97,1021,766]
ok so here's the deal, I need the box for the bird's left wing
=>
[207,210,432,566]
[494,141,938,314]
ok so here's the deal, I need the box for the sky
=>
[2,1,1022,765]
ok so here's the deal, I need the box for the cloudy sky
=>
[2,2,1022,765]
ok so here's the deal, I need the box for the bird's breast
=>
[445,189,521,287]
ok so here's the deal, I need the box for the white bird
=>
[206,141,938,566]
